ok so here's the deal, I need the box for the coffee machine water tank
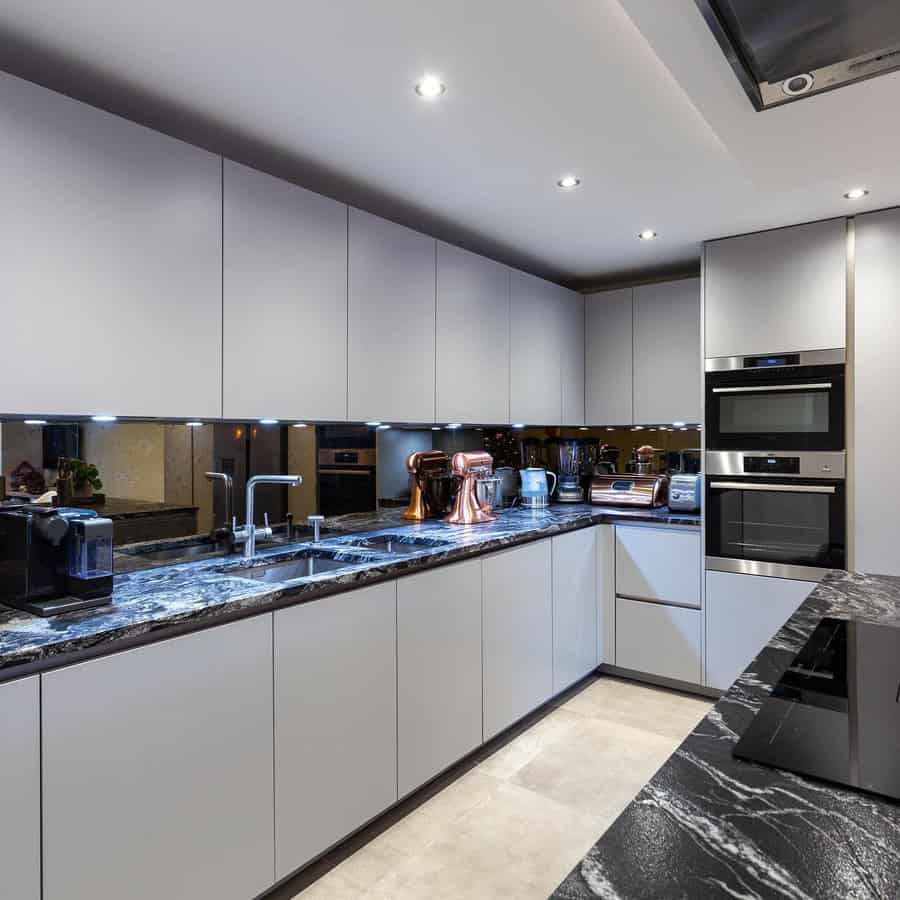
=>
[67,516,114,589]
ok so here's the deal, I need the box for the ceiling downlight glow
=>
[843,188,869,200]
[556,175,581,190]
[259,418,279,425]
[638,230,657,241]
[415,75,445,99]
[24,419,47,425]
[91,415,117,423]
[185,421,204,427]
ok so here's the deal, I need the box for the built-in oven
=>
[317,448,377,516]
[705,349,845,452]
[705,450,846,581]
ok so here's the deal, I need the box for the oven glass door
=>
[706,365,844,451]
[706,477,846,571]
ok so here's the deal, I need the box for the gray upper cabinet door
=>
[349,209,436,423]
[0,72,222,419]
[436,243,510,424]
[560,289,586,426]
[510,270,562,424]
[585,288,633,425]
[854,207,900,575]
[704,218,846,359]
[397,559,483,798]
[633,278,701,424]
[274,581,397,879]
[0,676,40,900]
[223,160,348,421]
[42,616,275,900]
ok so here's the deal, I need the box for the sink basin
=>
[231,550,369,584]
[340,534,452,554]
[121,541,230,563]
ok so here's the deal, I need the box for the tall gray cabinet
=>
[585,287,633,425]
[0,71,223,419]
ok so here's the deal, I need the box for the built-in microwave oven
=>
[705,349,845,452]
[705,450,846,581]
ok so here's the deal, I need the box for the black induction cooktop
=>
[734,617,900,801]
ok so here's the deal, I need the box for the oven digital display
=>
[743,354,800,368]
[743,456,800,474]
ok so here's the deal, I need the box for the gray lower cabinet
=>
[0,676,40,900]
[705,571,816,691]
[615,596,702,685]
[397,560,483,797]
[585,287,633,425]
[41,616,275,900]
[854,207,900,576]
[633,278,701,424]
[615,526,701,608]
[349,209,436,423]
[704,218,846,359]
[0,71,223,419]
[223,159,348,421]
[274,581,397,880]
[436,242,510,424]
[482,540,553,739]
[552,528,598,692]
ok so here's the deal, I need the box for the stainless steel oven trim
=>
[705,556,833,583]
[711,383,832,393]
[705,349,846,372]
[709,482,836,494]
[705,450,846,479]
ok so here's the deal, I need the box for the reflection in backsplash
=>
[0,420,701,552]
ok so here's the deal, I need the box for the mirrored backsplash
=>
[0,420,701,555]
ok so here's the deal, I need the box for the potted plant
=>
[58,458,103,499]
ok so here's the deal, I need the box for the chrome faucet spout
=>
[242,474,302,559]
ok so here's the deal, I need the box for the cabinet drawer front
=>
[615,526,701,607]
[615,597,702,684]
[705,571,816,691]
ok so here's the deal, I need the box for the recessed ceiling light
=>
[679,427,689,431]
[377,424,391,430]
[843,187,869,200]
[638,230,657,241]
[431,426,441,431]
[556,175,581,190]
[24,419,47,425]
[91,415,117,423]
[672,421,686,428]
[415,75,445,99]
[185,421,204,427]
[632,425,644,431]
[259,418,279,425]
[292,423,308,429]
[606,427,615,432]
[578,426,589,431]
[446,423,462,430]
[512,423,525,429]
[365,421,382,428]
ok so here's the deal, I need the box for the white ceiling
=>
[1,0,898,286]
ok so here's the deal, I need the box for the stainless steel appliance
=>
[734,617,900,801]
[519,467,557,510]
[669,473,702,512]
[546,438,585,503]
[705,350,845,452]
[318,447,377,516]
[0,505,114,616]
[705,450,846,580]
[695,0,900,110]
[589,473,669,508]
[445,451,497,525]
[474,476,502,513]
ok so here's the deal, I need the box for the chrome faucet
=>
[205,472,234,544]
[236,474,302,559]
[307,514,325,543]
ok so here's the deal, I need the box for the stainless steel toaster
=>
[668,473,702,512]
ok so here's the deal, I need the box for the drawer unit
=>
[615,526,701,608]
[615,596,702,684]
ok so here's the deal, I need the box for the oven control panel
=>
[743,456,800,475]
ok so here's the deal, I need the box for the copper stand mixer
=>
[403,450,451,521]
[445,451,497,525]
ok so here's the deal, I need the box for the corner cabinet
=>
[0,71,223,419]
[560,289,586,426]
[274,581,397,879]
[41,616,275,900]
[349,209,436,423]
[0,676,40,900]
[704,218,846,359]
[436,243,510,424]
[223,159,348,421]
[585,287,633,425]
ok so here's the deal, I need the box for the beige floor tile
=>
[510,715,678,821]
[562,676,712,740]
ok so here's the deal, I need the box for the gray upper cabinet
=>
[560,289,586,426]
[223,160,348,421]
[633,278,701,424]
[436,243,510,424]
[585,288,633,425]
[854,207,900,576]
[510,270,562,423]
[349,210,436,423]
[704,218,846,359]
[42,616,275,900]
[0,72,222,419]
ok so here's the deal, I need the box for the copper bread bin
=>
[589,473,669,508]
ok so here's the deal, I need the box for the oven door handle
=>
[709,481,836,494]
[711,383,832,394]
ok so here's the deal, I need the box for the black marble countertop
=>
[0,503,698,682]
[553,570,900,900]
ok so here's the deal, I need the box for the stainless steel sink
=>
[231,551,369,583]
[339,534,451,554]
[121,541,230,563]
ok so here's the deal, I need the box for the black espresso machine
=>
[0,504,114,616]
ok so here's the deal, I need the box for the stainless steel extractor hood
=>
[695,0,900,109]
